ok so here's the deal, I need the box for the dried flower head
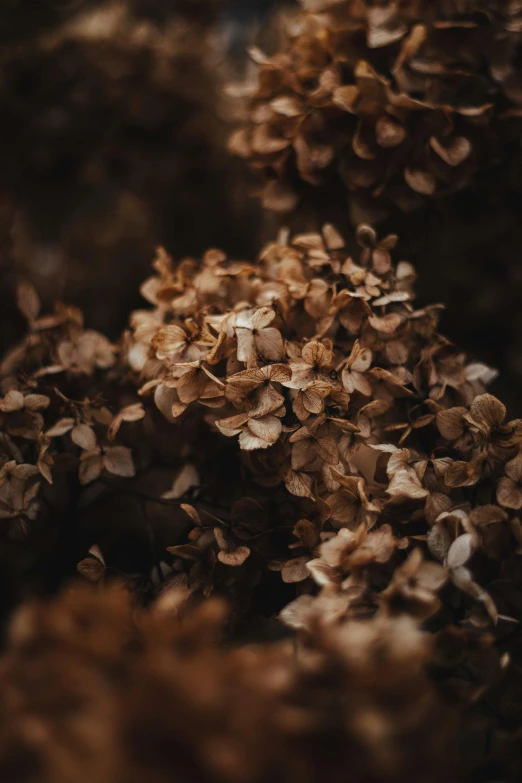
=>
[232,0,522,223]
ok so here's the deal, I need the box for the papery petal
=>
[281,556,310,583]
[236,328,257,363]
[302,341,332,368]
[470,393,506,431]
[248,414,282,443]
[215,413,249,437]
[71,424,97,451]
[436,407,467,440]
[218,547,251,566]
[497,476,522,509]
[255,328,284,361]
[251,307,276,330]
[238,430,274,450]
[103,447,135,478]
[505,452,522,484]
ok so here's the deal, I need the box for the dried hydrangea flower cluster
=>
[3,216,522,638]
[0,281,148,600]
[3,208,522,780]
[0,585,457,783]
[112,220,522,644]
[231,0,522,221]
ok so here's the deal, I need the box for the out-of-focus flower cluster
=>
[0,0,258,341]
[232,0,522,222]
[0,585,458,783]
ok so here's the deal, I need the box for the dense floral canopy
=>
[233,0,522,222]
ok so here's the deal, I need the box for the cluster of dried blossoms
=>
[231,0,522,221]
[2,217,522,777]
[0,282,147,603]
[124,222,518,626]
[0,586,457,783]
[2,4,522,779]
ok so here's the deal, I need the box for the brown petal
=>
[177,370,207,404]
[11,463,39,480]
[497,476,522,509]
[215,413,249,437]
[470,393,506,430]
[293,519,320,551]
[255,328,285,361]
[23,394,51,412]
[447,533,475,569]
[445,460,481,488]
[375,115,406,148]
[103,447,135,478]
[238,431,274,450]
[286,363,316,389]
[162,465,200,500]
[368,313,402,334]
[0,390,25,412]
[427,523,453,562]
[306,558,338,587]
[332,85,359,112]
[279,595,315,628]
[284,468,314,500]
[327,490,358,527]
[267,364,292,384]
[236,328,256,363]
[251,124,290,155]
[292,438,318,471]
[436,407,467,440]
[71,424,97,451]
[248,414,282,443]
[151,325,186,355]
[17,281,41,321]
[154,384,178,423]
[77,555,105,583]
[270,96,304,117]
[387,469,428,499]
[504,452,522,484]
[251,307,276,331]
[218,547,250,567]
[120,403,146,422]
[47,417,75,437]
[227,367,265,393]
[317,435,339,465]
[301,390,324,415]
[302,341,331,367]
[166,544,201,561]
[430,136,471,167]
[417,561,448,592]
[322,224,345,250]
[79,453,103,485]
[281,556,310,584]
[171,402,189,419]
[404,168,437,195]
[349,341,372,373]
[247,385,285,418]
